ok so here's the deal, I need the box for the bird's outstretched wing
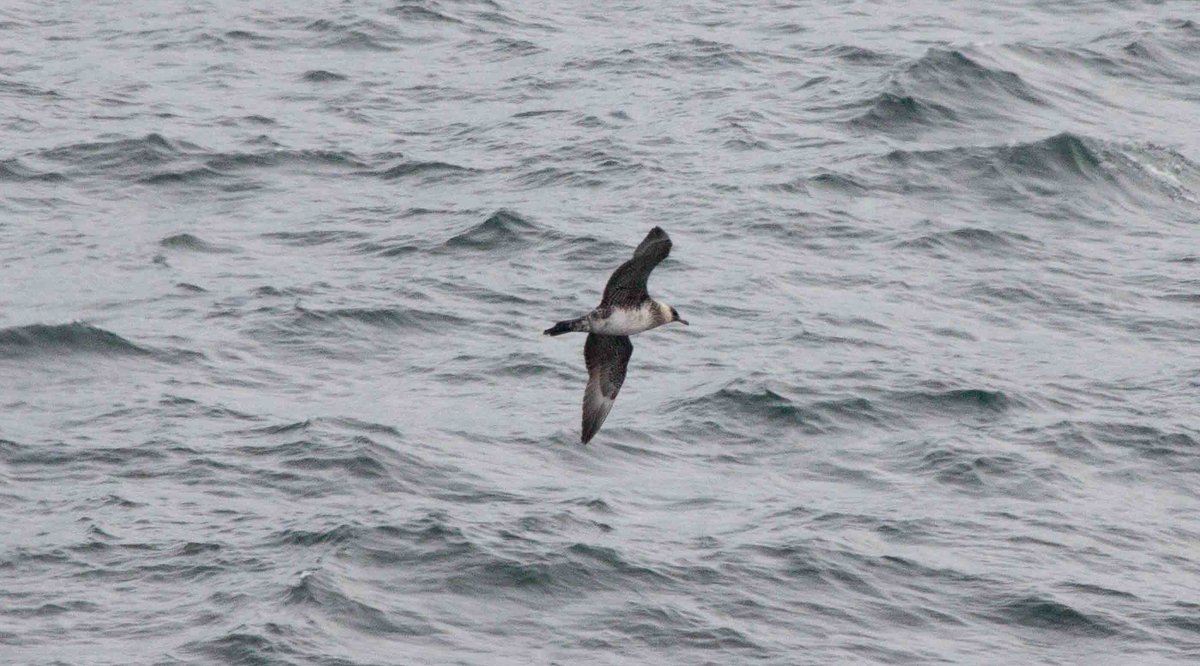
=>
[599,227,672,308]
[581,333,633,444]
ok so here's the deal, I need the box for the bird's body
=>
[544,226,687,444]
[544,301,673,337]
[589,302,672,336]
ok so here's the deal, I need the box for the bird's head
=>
[664,303,688,327]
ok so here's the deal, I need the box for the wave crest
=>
[444,209,542,250]
[0,323,151,359]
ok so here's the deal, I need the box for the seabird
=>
[544,226,687,444]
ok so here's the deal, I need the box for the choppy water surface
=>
[2,1,1199,663]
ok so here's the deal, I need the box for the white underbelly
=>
[591,307,658,335]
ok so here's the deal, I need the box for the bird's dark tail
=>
[543,317,587,336]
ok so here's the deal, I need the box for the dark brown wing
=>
[599,227,672,308]
[581,333,633,444]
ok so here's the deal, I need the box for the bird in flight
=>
[544,227,687,444]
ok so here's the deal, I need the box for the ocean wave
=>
[352,238,422,257]
[1095,20,1200,85]
[4,600,100,619]
[0,323,152,359]
[670,383,829,435]
[443,209,544,250]
[595,602,764,652]
[739,539,918,600]
[468,1,559,34]
[895,227,1033,253]
[371,159,476,180]
[670,378,1008,435]
[883,132,1101,184]
[273,445,389,480]
[462,36,543,58]
[289,304,468,332]
[3,441,167,468]
[242,299,470,360]
[387,3,466,25]
[888,386,1016,416]
[304,17,402,51]
[0,77,61,99]
[843,47,1045,133]
[0,158,65,183]
[444,542,671,596]
[138,166,229,185]
[848,92,959,130]
[283,569,437,636]
[1080,421,1198,461]
[159,233,237,253]
[224,417,466,497]
[988,595,1121,636]
[668,383,1020,443]
[471,352,576,382]
[222,29,271,43]
[509,165,601,188]
[900,48,1045,105]
[873,132,1199,216]
[273,523,360,548]
[810,44,898,65]
[503,143,647,189]
[300,69,347,82]
[40,133,189,168]
[180,629,301,665]
[0,437,25,459]
[650,38,768,71]
[261,229,371,247]
[206,148,370,171]
[34,134,385,184]
[238,114,276,125]
[342,515,476,567]
[566,37,772,75]
[1060,582,1139,600]
[913,445,1029,490]
[807,171,868,192]
[277,512,668,600]
[235,417,404,442]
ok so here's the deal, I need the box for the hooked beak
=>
[678,318,689,326]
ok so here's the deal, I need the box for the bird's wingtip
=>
[581,423,598,444]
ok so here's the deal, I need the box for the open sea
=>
[2,1,1199,664]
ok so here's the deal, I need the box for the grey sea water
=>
[2,1,1199,664]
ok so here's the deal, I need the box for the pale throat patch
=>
[657,301,673,322]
